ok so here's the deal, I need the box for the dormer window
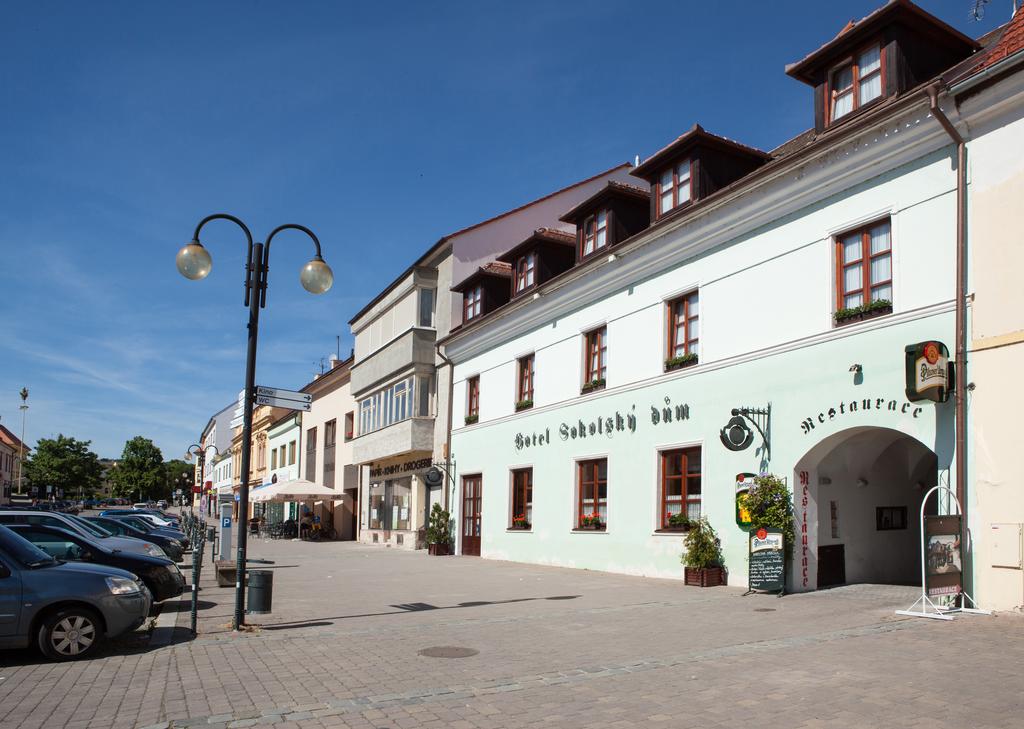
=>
[464,286,482,321]
[657,159,691,217]
[829,43,882,122]
[580,210,608,258]
[514,252,536,294]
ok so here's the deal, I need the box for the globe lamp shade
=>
[176,241,212,280]
[300,257,334,294]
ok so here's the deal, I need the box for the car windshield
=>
[67,514,112,538]
[0,524,58,568]
[123,517,154,531]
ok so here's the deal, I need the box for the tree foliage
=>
[164,459,193,498]
[111,436,165,499]
[23,434,103,497]
[745,474,796,556]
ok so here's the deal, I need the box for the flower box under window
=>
[834,299,892,326]
[581,378,606,395]
[464,414,479,426]
[665,353,699,372]
[515,399,533,412]
[510,516,531,530]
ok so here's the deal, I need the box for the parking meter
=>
[218,503,233,561]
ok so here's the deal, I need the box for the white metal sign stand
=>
[896,485,991,621]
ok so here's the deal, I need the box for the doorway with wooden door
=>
[461,474,482,556]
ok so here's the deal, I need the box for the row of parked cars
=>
[0,506,188,660]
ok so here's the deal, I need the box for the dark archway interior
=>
[814,429,938,587]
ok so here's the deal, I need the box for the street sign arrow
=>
[255,394,311,411]
[254,386,311,403]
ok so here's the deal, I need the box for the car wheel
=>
[37,608,104,661]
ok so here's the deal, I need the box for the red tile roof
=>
[0,424,28,453]
[971,7,1024,73]
[451,261,513,292]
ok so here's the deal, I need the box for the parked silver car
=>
[0,525,151,660]
[0,511,166,559]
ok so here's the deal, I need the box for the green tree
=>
[23,434,103,498]
[111,436,165,500]
[164,458,193,500]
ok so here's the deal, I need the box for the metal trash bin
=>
[247,570,273,614]
[206,526,216,542]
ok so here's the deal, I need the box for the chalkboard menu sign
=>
[748,527,785,595]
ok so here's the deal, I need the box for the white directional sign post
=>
[253,386,312,412]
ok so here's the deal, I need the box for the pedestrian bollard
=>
[190,533,205,636]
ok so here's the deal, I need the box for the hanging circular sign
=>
[720,415,753,451]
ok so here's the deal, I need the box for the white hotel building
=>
[441,1,1023,600]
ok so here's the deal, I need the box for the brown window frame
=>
[466,375,480,418]
[325,419,337,448]
[510,468,533,529]
[834,218,892,313]
[516,354,534,405]
[463,286,483,322]
[825,39,885,126]
[656,158,693,218]
[344,412,354,441]
[576,458,607,529]
[514,252,537,294]
[579,209,610,260]
[660,447,701,529]
[666,291,699,361]
[583,326,607,385]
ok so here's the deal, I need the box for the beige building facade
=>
[958,22,1024,611]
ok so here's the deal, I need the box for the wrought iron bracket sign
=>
[720,404,771,458]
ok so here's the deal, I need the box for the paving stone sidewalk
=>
[0,537,1021,729]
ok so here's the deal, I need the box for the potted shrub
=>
[834,298,892,326]
[515,399,533,412]
[744,474,795,558]
[464,413,479,426]
[426,503,452,556]
[580,378,606,394]
[664,352,699,372]
[511,514,530,530]
[663,512,691,531]
[682,517,725,587]
[578,512,605,530]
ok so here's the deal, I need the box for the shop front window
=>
[368,478,412,530]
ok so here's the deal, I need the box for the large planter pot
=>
[428,543,451,556]
[684,566,725,587]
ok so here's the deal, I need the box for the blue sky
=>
[0,1,1004,459]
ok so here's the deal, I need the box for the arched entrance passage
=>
[793,427,939,591]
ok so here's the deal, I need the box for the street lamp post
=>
[17,388,28,495]
[185,443,220,514]
[177,214,333,630]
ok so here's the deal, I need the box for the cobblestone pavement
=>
[1,536,1022,729]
